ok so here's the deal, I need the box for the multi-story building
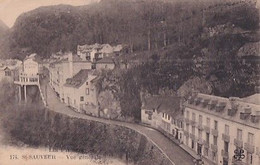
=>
[141,95,183,143]
[49,52,92,102]
[183,92,260,165]
[63,69,99,116]
[14,54,40,102]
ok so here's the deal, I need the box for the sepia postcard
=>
[0,0,259,165]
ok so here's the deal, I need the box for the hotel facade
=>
[183,92,260,165]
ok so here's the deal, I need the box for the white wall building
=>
[183,92,260,165]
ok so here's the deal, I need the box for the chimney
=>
[68,52,73,78]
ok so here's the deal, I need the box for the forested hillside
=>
[1,0,258,59]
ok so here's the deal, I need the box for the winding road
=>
[40,78,195,165]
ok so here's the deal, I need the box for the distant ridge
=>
[0,19,9,36]
[0,20,8,30]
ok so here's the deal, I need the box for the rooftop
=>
[96,57,114,64]
[184,93,260,129]
[143,95,181,117]
[64,69,97,88]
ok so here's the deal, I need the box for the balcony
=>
[204,125,210,133]
[222,134,230,142]
[234,138,243,148]
[221,149,229,159]
[211,129,218,137]
[14,73,39,86]
[244,142,255,153]
[211,144,218,152]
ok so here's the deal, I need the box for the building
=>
[0,59,22,82]
[77,43,125,62]
[95,57,115,70]
[77,43,114,62]
[63,69,99,116]
[141,95,183,142]
[183,92,260,165]
[49,52,92,102]
[14,54,40,102]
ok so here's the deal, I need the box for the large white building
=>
[183,92,260,165]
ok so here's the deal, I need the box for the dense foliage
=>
[0,0,257,59]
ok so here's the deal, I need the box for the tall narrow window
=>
[206,133,210,144]
[186,111,190,119]
[199,115,203,125]
[206,118,210,127]
[237,129,243,141]
[248,133,254,145]
[192,113,196,121]
[192,126,195,135]
[213,136,217,145]
[225,125,229,135]
[85,88,89,95]
[214,120,218,130]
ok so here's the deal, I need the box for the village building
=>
[182,92,260,165]
[95,57,115,70]
[49,52,92,102]
[63,69,99,116]
[77,43,125,62]
[141,95,183,143]
[14,54,40,102]
[0,59,22,82]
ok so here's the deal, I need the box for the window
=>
[85,88,89,95]
[80,96,84,101]
[204,148,208,156]
[212,152,217,162]
[186,111,190,119]
[192,126,195,135]
[206,133,210,144]
[225,125,229,135]
[5,70,11,76]
[86,82,88,85]
[213,136,218,145]
[214,120,218,130]
[192,113,196,121]
[168,115,170,120]
[248,133,254,145]
[186,124,189,132]
[237,129,243,141]
[191,140,195,149]
[199,115,203,125]
[198,130,202,138]
[247,152,253,165]
[206,118,210,127]
[163,113,165,118]
[224,141,229,152]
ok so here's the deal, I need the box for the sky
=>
[0,0,98,28]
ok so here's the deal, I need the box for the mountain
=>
[0,19,8,35]
[7,0,258,59]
